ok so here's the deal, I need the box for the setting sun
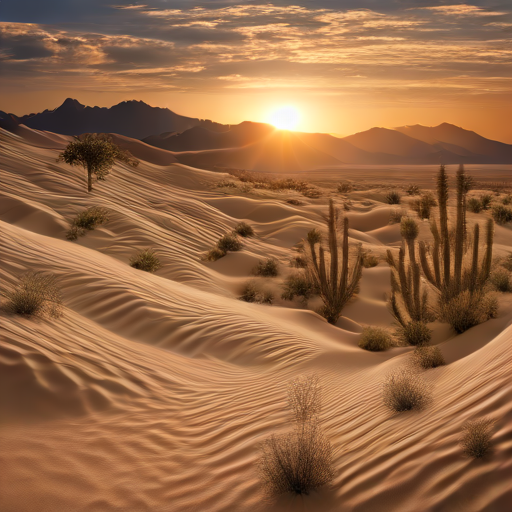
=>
[269,105,300,130]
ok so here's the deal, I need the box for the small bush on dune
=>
[362,252,379,268]
[204,247,226,261]
[287,375,321,423]
[217,180,238,188]
[4,272,63,318]
[386,191,401,205]
[396,321,432,346]
[234,222,254,237]
[492,204,512,225]
[240,282,273,304]
[480,194,493,210]
[130,249,161,272]
[255,258,279,277]
[467,197,482,213]
[337,182,353,193]
[389,209,406,224]
[406,184,420,196]
[383,367,430,412]
[411,193,437,219]
[290,254,308,268]
[411,346,445,369]
[281,273,317,303]
[67,206,109,240]
[286,199,302,206]
[359,327,392,351]
[489,268,512,292]
[502,254,512,272]
[217,233,243,252]
[502,194,512,206]
[459,418,494,458]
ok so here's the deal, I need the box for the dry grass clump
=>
[467,197,482,213]
[66,206,109,240]
[281,273,317,303]
[502,254,512,272]
[389,208,406,224]
[217,233,243,252]
[358,327,392,351]
[411,346,445,369]
[287,375,321,423]
[255,258,279,277]
[130,249,161,272]
[204,247,226,261]
[4,272,63,318]
[440,290,498,334]
[502,194,512,206]
[234,222,254,237]
[383,367,430,412]
[489,268,512,292]
[240,281,273,304]
[406,184,420,196]
[386,190,401,204]
[459,418,494,458]
[337,181,353,193]
[411,192,437,219]
[216,179,238,188]
[290,254,308,269]
[492,204,512,225]
[362,251,379,268]
[396,321,432,346]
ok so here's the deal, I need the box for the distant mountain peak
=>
[57,98,85,112]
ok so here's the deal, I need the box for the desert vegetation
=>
[406,184,420,196]
[281,273,317,303]
[239,281,274,304]
[337,181,353,193]
[358,326,392,351]
[234,222,254,237]
[491,204,512,225]
[3,272,63,318]
[362,251,379,268]
[59,133,138,192]
[383,367,431,412]
[389,208,406,224]
[386,191,401,204]
[130,249,161,272]
[66,206,109,240]
[254,258,279,277]
[459,418,494,458]
[411,346,445,370]
[410,192,437,220]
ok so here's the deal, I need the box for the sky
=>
[1,1,511,142]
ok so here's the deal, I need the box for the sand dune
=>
[1,127,511,512]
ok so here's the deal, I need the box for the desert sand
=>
[1,126,511,512]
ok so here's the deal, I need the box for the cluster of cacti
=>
[304,199,363,324]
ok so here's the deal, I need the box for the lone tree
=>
[58,134,138,192]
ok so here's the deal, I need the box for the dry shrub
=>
[281,273,317,303]
[502,194,512,206]
[359,326,392,351]
[386,191,401,205]
[389,209,406,224]
[204,247,226,261]
[290,254,308,268]
[234,222,254,237]
[337,182,353,193]
[459,418,494,458]
[492,205,512,225]
[216,179,238,188]
[240,282,273,304]
[480,194,493,210]
[396,321,432,346]
[406,184,420,196]
[467,197,482,213]
[502,254,512,272]
[411,193,437,219]
[440,290,498,334]
[411,346,445,369]
[4,272,63,318]
[287,375,321,423]
[130,249,161,272]
[67,206,109,240]
[217,233,243,252]
[286,199,302,206]
[255,258,279,277]
[489,268,512,292]
[383,367,431,412]
[259,420,334,497]
[362,252,379,268]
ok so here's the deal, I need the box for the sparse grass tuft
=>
[467,197,482,213]
[459,418,494,458]
[386,191,401,205]
[358,326,392,351]
[411,193,437,220]
[204,247,226,261]
[492,204,512,225]
[337,182,353,193]
[130,249,161,272]
[234,222,254,237]
[383,367,430,412]
[255,258,279,277]
[411,346,445,369]
[480,194,493,210]
[67,206,109,240]
[489,268,512,292]
[396,321,432,346]
[389,209,406,224]
[406,184,420,196]
[287,375,321,423]
[4,272,63,318]
[281,273,317,303]
[217,233,243,252]
[240,281,273,304]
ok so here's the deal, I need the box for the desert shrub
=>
[204,247,226,261]
[389,209,406,224]
[217,180,238,188]
[4,272,63,318]
[383,367,430,412]
[459,418,494,458]
[480,194,493,210]
[130,249,161,272]
[217,233,243,252]
[386,191,401,205]
[240,183,253,193]
[358,327,392,351]
[362,252,379,268]
[259,420,334,497]
[411,193,437,220]
[290,254,308,269]
[234,222,254,237]
[396,321,432,346]
[502,254,512,272]
[255,258,279,277]
[502,194,512,206]
[287,199,302,206]
[440,290,498,334]
[337,182,353,193]
[406,184,420,196]
[287,375,321,423]
[411,346,445,369]
[467,197,482,213]
[240,282,273,304]
[492,205,512,225]
[67,206,109,240]
[281,273,317,303]
[489,268,512,292]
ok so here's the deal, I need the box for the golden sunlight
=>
[268,105,300,130]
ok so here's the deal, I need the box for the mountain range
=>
[1,98,511,170]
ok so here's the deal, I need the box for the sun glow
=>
[269,105,300,130]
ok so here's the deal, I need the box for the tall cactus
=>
[306,199,363,324]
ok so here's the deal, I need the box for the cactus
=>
[306,199,363,324]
